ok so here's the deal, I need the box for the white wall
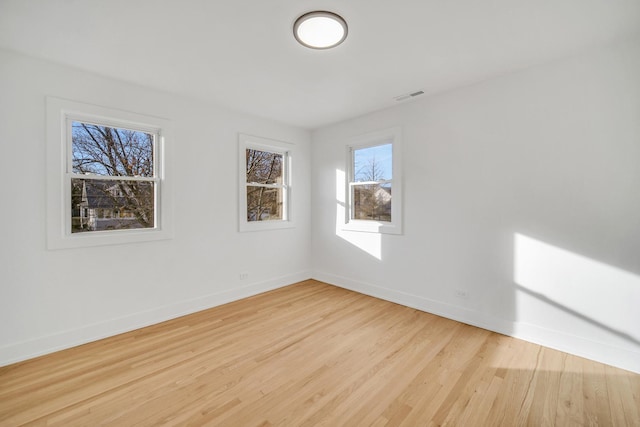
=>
[2,37,639,374]
[0,49,311,366]
[311,38,640,373]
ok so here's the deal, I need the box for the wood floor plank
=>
[605,364,640,426]
[524,347,564,426]
[555,354,585,426]
[582,355,610,426]
[1,280,638,426]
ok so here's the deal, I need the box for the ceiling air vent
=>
[394,90,425,102]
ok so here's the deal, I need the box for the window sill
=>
[342,219,402,235]
[47,227,173,250]
[239,220,295,233]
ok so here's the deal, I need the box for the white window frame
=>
[46,97,173,249]
[344,127,402,235]
[239,133,294,232]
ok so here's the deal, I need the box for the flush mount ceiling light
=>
[293,11,348,49]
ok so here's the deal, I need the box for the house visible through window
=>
[351,143,393,222]
[70,121,157,233]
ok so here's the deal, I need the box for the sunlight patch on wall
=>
[335,169,382,260]
[513,233,640,343]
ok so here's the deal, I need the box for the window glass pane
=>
[246,149,283,184]
[71,178,155,233]
[353,143,392,182]
[352,183,392,222]
[72,121,154,177]
[246,186,283,221]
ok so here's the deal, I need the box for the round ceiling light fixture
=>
[293,11,348,49]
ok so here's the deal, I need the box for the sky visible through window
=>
[354,143,392,182]
[72,121,154,177]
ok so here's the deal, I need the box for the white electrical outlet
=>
[239,272,249,280]
[455,289,469,299]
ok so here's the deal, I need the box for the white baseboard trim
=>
[0,271,311,367]
[312,271,640,374]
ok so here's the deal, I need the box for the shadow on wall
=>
[513,233,640,347]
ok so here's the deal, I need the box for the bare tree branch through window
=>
[245,149,285,221]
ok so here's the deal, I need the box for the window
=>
[345,127,402,234]
[351,143,393,222]
[46,97,173,249]
[70,122,156,234]
[239,134,293,232]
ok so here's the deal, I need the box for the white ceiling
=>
[1,0,639,129]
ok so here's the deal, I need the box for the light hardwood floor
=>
[1,280,639,426]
